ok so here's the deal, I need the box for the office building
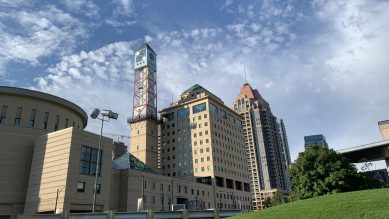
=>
[127,44,252,210]
[157,84,251,210]
[304,134,328,149]
[233,83,291,210]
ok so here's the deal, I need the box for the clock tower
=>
[128,43,159,170]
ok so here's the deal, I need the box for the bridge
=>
[338,140,389,172]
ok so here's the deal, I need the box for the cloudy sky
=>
[1,0,388,168]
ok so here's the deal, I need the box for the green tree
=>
[289,145,378,200]
[264,190,286,208]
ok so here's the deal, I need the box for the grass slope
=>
[231,188,389,219]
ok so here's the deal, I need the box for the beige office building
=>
[158,84,252,210]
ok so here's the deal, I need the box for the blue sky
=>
[1,0,389,168]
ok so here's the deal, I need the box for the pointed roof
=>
[112,153,157,174]
[137,42,156,53]
[238,83,262,100]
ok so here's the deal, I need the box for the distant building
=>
[277,119,291,166]
[304,134,328,149]
[378,120,389,140]
[232,83,291,210]
[113,141,127,160]
[276,119,292,192]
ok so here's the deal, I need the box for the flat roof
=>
[378,120,389,125]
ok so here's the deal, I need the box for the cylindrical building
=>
[0,86,87,215]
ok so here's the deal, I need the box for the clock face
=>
[136,49,146,63]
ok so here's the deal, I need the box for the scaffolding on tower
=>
[128,66,159,124]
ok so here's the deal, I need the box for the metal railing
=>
[17,209,242,219]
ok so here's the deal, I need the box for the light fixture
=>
[90,108,118,212]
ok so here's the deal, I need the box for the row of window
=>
[77,181,101,193]
[0,105,78,130]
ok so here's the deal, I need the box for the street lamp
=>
[90,108,118,212]
[54,185,69,214]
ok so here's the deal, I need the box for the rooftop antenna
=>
[244,65,247,84]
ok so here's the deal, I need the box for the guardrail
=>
[17,209,241,219]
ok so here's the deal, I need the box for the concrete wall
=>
[116,169,252,212]
[24,128,113,214]
[0,87,87,216]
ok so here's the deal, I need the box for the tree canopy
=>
[289,145,380,200]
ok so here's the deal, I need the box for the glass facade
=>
[192,103,206,114]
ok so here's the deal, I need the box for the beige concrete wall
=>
[120,169,252,212]
[378,121,389,140]
[24,128,73,214]
[130,120,159,170]
[65,128,113,213]
[0,87,87,216]
[24,128,113,214]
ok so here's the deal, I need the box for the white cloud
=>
[33,41,136,139]
[0,4,87,73]
[27,0,389,167]
[61,0,99,18]
[106,0,136,27]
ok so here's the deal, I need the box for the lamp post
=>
[54,185,68,214]
[90,108,118,212]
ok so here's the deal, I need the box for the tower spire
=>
[244,65,248,84]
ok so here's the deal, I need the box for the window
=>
[77,182,85,192]
[177,185,181,193]
[177,108,189,118]
[80,146,102,176]
[14,107,22,125]
[163,112,175,121]
[219,109,227,119]
[235,118,243,128]
[0,105,7,124]
[160,196,164,205]
[152,196,156,204]
[43,112,49,129]
[204,114,208,119]
[95,184,101,194]
[210,103,218,113]
[65,118,69,128]
[54,115,60,131]
[28,109,36,127]
[192,103,206,114]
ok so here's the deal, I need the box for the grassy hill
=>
[230,188,389,219]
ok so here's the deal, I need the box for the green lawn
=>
[230,188,389,219]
